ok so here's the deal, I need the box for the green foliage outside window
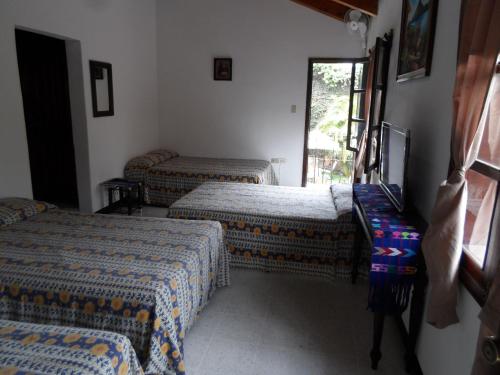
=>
[308,63,354,185]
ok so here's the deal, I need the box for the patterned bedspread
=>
[145,157,278,207]
[0,210,229,375]
[168,182,368,280]
[124,150,179,184]
[0,319,142,375]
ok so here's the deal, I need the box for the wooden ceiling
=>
[291,0,378,21]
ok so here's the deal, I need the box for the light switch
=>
[291,105,297,113]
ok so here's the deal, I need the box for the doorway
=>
[302,58,368,187]
[16,29,79,209]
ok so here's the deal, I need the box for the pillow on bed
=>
[124,149,179,181]
[148,149,179,162]
[330,184,353,216]
[0,198,55,226]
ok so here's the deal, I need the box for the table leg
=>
[371,312,385,370]
[351,221,363,284]
[405,252,428,373]
[127,187,132,216]
[138,183,143,208]
[108,188,113,207]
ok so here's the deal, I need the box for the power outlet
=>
[291,104,297,113]
[271,157,287,164]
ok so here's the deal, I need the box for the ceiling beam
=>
[331,0,378,16]
[291,0,351,22]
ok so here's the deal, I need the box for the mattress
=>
[0,208,229,375]
[0,319,142,375]
[168,182,369,280]
[145,157,278,207]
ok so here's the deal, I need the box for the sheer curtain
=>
[467,73,499,250]
[421,0,500,329]
[471,47,500,375]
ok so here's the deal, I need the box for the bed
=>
[0,198,229,375]
[0,319,142,375]
[168,182,369,281]
[124,150,278,207]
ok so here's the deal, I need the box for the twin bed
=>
[124,150,277,207]
[168,182,368,280]
[0,199,229,375]
[0,319,143,375]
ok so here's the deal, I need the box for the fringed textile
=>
[353,184,422,314]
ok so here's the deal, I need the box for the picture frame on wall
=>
[214,58,232,81]
[396,0,439,82]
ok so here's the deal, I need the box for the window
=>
[302,58,368,186]
[461,59,500,304]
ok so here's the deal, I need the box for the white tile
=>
[217,312,269,344]
[198,337,260,375]
[261,313,311,351]
[254,344,359,375]
[187,302,223,339]
[135,205,168,218]
[183,333,210,374]
[183,269,407,375]
[219,284,271,318]
[305,318,357,359]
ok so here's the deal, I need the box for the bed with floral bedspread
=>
[168,182,369,281]
[0,319,142,375]
[124,150,278,207]
[0,198,229,375]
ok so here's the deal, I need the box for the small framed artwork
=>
[214,58,232,81]
[397,0,439,82]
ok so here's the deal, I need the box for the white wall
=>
[157,0,363,186]
[367,1,481,374]
[0,0,159,212]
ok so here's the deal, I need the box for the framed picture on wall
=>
[214,58,232,81]
[396,0,439,82]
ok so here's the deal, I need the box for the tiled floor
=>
[184,269,407,375]
[137,206,407,374]
[134,205,168,218]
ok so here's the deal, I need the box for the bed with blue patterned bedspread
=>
[0,319,142,374]
[168,182,369,280]
[0,200,230,375]
[124,151,278,207]
[145,157,278,207]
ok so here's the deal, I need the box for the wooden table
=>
[351,185,428,374]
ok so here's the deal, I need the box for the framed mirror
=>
[89,60,114,117]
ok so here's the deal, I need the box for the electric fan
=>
[344,9,369,51]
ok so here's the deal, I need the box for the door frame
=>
[15,26,93,212]
[302,57,369,187]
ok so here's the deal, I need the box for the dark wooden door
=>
[16,29,79,208]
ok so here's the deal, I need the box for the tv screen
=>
[379,122,410,212]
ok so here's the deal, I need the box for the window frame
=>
[460,62,500,306]
[301,57,369,187]
[363,34,393,174]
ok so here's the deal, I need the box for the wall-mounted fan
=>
[344,9,369,51]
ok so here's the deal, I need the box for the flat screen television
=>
[379,122,410,212]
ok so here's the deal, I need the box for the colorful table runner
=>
[353,184,422,314]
